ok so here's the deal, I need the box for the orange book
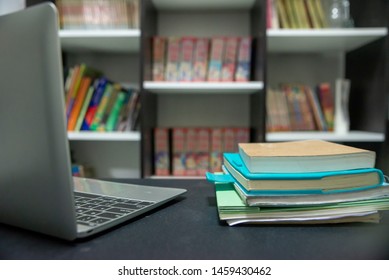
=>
[67,77,92,131]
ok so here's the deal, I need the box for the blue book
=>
[206,153,384,194]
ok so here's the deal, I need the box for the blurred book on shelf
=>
[64,63,140,132]
[266,82,345,133]
[152,36,252,82]
[268,0,328,29]
[56,0,139,30]
[153,127,250,177]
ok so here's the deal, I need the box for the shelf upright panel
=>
[347,1,389,138]
[140,0,159,177]
[250,0,267,143]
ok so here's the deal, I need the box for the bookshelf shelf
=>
[266,131,385,143]
[152,0,256,10]
[267,28,388,53]
[59,29,141,53]
[67,131,141,141]
[143,81,264,94]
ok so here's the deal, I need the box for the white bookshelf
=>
[266,131,385,142]
[59,28,141,178]
[267,28,388,53]
[143,81,264,94]
[59,29,141,53]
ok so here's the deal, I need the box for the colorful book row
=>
[154,127,250,177]
[152,36,252,83]
[266,83,335,132]
[64,64,140,132]
[56,0,139,30]
[267,0,328,29]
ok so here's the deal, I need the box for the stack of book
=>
[206,140,389,225]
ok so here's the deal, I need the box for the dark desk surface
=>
[1,179,389,260]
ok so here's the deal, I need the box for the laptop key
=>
[90,218,110,225]
[78,215,95,222]
[84,210,103,216]
[107,207,134,214]
[98,212,124,219]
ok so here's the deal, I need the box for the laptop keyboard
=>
[74,192,156,227]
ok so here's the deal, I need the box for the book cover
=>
[172,128,187,176]
[192,38,209,82]
[233,181,389,207]
[152,36,166,81]
[165,37,180,82]
[154,127,170,176]
[207,37,225,82]
[178,37,195,82]
[238,140,376,173]
[196,128,210,176]
[221,153,384,192]
[235,37,252,82]
[221,37,238,82]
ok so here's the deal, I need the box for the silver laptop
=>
[0,3,186,240]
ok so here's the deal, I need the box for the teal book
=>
[206,153,384,193]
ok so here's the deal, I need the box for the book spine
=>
[207,37,225,82]
[221,37,239,82]
[210,128,223,172]
[82,77,108,130]
[154,128,171,176]
[178,37,195,82]
[235,37,252,82]
[165,37,180,82]
[172,128,187,176]
[185,128,198,176]
[318,83,335,131]
[192,38,209,82]
[196,128,210,176]
[106,90,127,132]
[90,83,113,131]
[74,83,95,132]
[67,76,92,131]
[152,36,166,81]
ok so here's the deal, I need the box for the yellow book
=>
[313,0,328,28]
[276,0,291,29]
[305,0,321,28]
[284,0,299,28]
